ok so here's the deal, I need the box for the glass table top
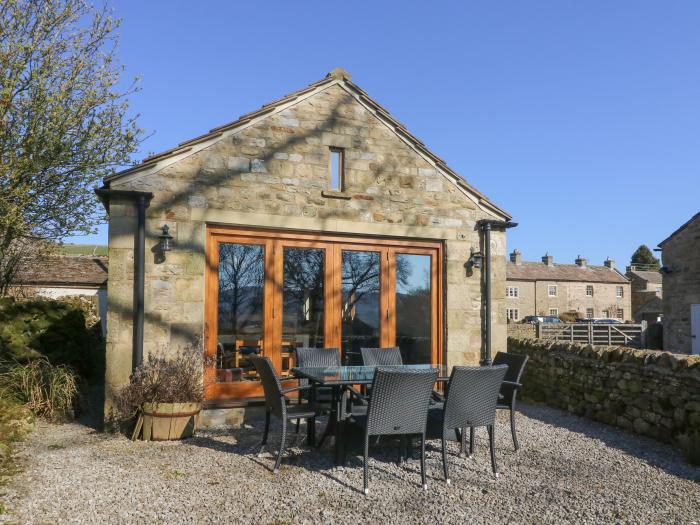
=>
[292,364,450,385]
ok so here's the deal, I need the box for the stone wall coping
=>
[508,337,700,376]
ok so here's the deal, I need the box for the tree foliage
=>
[0,0,141,293]
[630,244,660,269]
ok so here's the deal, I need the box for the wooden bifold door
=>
[204,227,443,402]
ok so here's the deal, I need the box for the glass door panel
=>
[341,250,381,364]
[281,247,325,374]
[395,253,432,364]
[216,243,265,383]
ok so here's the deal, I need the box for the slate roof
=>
[627,270,662,285]
[15,255,108,287]
[507,261,629,284]
[103,68,510,220]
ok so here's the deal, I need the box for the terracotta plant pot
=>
[141,402,201,441]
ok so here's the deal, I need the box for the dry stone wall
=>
[509,337,700,449]
[507,323,537,339]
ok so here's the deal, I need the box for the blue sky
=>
[70,1,700,268]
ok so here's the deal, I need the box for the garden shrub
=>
[0,297,104,382]
[115,346,205,422]
[0,359,78,421]
[0,395,34,486]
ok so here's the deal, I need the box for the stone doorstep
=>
[198,405,266,428]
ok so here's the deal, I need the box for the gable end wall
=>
[104,84,507,411]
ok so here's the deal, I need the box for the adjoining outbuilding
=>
[658,211,700,355]
[626,267,663,324]
[96,68,512,422]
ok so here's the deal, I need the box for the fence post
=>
[640,321,648,348]
[608,326,612,345]
[588,323,593,344]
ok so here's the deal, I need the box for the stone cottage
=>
[96,68,512,419]
[506,250,631,321]
[658,211,700,355]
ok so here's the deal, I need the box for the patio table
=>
[292,364,450,465]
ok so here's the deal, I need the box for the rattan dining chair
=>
[428,365,508,482]
[493,352,529,450]
[361,347,443,408]
[360,347,403,366]
[293,347,341,438]
[347,367,438,495]
[250,356,318,473]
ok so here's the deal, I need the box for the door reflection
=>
[341,250,380,364]
[396,253,432,364]
[282,247,325,373]
[216,243,265,382]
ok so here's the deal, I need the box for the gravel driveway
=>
[1,403,698,524]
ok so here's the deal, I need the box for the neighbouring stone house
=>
[96,68,512,421]
[13,255,108,333]
[658,211,700,355]
[506,250,631,321]
[626,267,663,324]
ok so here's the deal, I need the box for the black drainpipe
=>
[95,188,154,372]
[477,219,518,366]
[132,194,149,370]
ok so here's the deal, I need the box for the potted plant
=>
[115,345,204,441]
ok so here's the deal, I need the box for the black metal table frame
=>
[293,365,449,465]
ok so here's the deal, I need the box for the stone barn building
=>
[659,211,700,355]
[96,69,512,421]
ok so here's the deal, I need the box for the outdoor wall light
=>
[158,224,173,254]
[464,248,483,277]
[468,248,484,270]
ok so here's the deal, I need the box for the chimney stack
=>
[604,257,615,270]
[510,249,522,265]
[542,253,554,267]
[575,255,588,268]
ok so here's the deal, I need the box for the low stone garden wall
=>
[507,323,537,339]
[508,337,700,450]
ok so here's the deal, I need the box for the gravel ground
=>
[0,403,698,525]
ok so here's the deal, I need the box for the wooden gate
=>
[538,322,647,347]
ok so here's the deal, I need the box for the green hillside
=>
[58,244,108,256]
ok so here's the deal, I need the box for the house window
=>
[329,147,344,190]
[617,308,624,320]
[548,285,557,297]
[549,308,559,316]
[586,285,594,297]
[586,308,594,318]
[506,308,519,321]
[616,286,624,298]
[506,286,519,298]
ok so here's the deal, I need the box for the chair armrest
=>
[345,385,368,406]
[280,384,313,395]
